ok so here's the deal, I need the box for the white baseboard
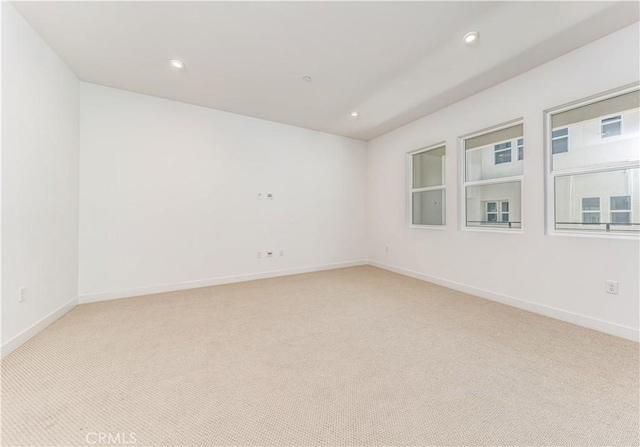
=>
[2,296,79,359]
[79,260,368,304]
[368,260,639,342]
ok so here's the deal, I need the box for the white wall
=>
[1,3,80,353]
[367,24,640,340]
[78,83,367,300]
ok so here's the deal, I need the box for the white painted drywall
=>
[367,24,640,339]
[1,3,79,350]
[78,83,367,298]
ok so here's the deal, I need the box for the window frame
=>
[517,138,524,161]
[459,118,524,233]
[493,142,512,165]
[485,200,510,224]
[544,83,640,239]
[600,115,623,139]
[407,142,447,229]
[610,195,631,224]
[581,197,601,225]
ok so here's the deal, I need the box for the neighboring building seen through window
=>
[581,197,600,224]
[601,115,622,138]
[551,128,569,154]
[494,142,512,165]
[486,201,509,223]
[610,195,631,224]
[463,122,523,229]
[517,139,524,161]
[549,89,639,234]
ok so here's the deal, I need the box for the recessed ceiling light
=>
[303,76,312,82]
[169,59,185,69]
[350,111,359,117]
[463,31,479,44]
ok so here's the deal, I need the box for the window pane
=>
[583,212,600,224]
[412,189,445,226]
[487,202,497,212]
[412,147,445,188]
[551,91,639,171]
[552,128,569,138]
[582,197,600,210]
[501,202,509,212]
[611,212,631,224]
[552,135,569,154]
[611,195,630,210]
[518,146,523,161]
[555,168,639,233]
[494,148,512,165]
[465,124,523,181]
[466,182,521,228]
[501,213,509,222]
[602,120,622,138]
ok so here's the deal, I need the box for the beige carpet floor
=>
[1,266,638,446]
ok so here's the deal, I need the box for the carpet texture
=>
[2,266,638,446]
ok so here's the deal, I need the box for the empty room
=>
[1,1,639,446]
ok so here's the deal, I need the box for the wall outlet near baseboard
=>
[606,280,618,295]
[18,287,26,302]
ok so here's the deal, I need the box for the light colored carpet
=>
[2,266,638,446]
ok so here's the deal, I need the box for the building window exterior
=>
[610,195,631,224]
[551,128,569,154]
[494,142,512,165]
[601,115,622,139]
[547,87,639,235]
[409,144,446,227]
[581,197,600,224]
[517,138,524,161]
[462,121,523,230]
[486,201,509,223]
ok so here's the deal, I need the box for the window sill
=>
[409,224,447,230]
[547,230,639,240]
[462,226,524,235]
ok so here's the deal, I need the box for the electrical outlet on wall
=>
[606,280,618,295]
[18,287,26,303]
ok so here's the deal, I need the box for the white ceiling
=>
[12,1,640,141]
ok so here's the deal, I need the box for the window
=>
[610,195,631,224]
[551,128,569,154]
[547,87,639,234]
[601,115,622,138]
[463,122,523,230]
[517,138,524,161]
[581,197,600,224]
[494,142,512,164]
[486,201,510,223]
[409,144,446,226]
